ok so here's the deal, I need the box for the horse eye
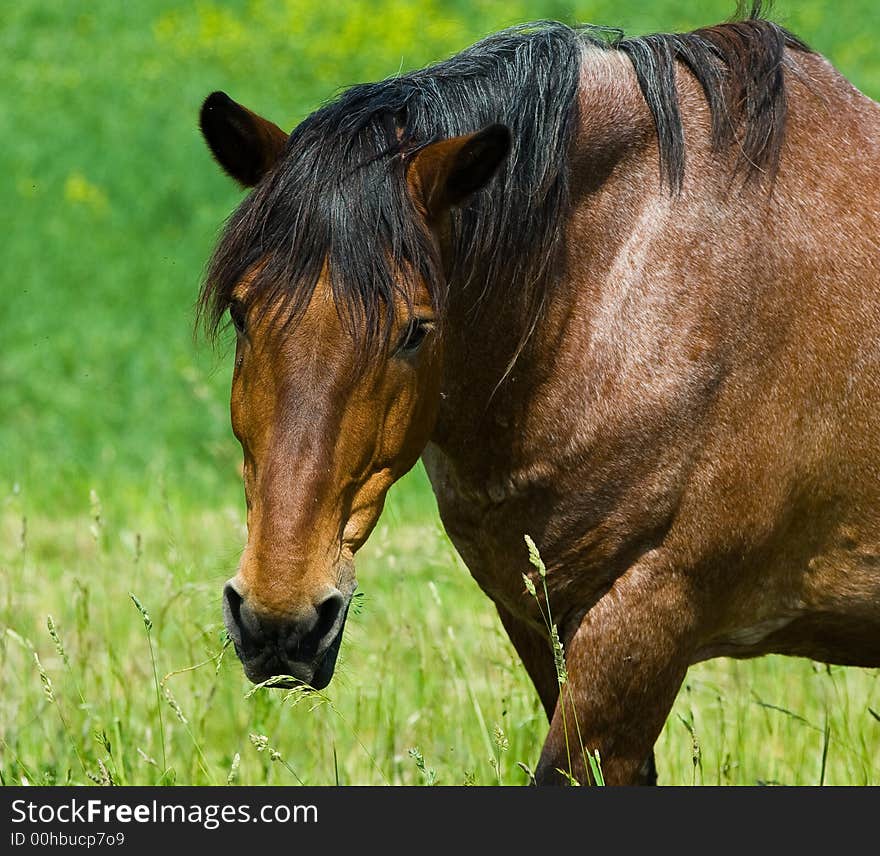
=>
[229,300,247,336]
[397,318,434,356]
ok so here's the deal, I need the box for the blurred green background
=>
[1,1,878,786]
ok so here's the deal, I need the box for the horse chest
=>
[420,442,559,614]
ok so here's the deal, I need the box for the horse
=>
[197,4,880,785]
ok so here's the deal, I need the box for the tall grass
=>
[1,474,877,785]
[523,535,603,786]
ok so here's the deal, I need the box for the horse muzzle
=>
[222,578,350,690]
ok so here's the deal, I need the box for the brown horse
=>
[198,5,880,784]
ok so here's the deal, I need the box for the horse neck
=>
[430,51,658,465]
[429,45,877,483]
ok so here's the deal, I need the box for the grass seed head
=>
[227,752,241,785]
[129,592,153,632]
[47,615,70,668]
[34,652,54,703]
[524,534,547,578]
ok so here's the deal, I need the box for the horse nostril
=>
[282,590,346,661]
[223,579,265,653]
[222,581,244,647]
[314,590,345,642]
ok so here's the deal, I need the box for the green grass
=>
[2,476,877,785]
[2,0,879,786]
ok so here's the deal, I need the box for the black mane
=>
[200,3,809,347]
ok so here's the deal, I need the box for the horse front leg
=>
[535,559,698,786]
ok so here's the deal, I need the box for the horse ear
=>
[407,124,511,222]
[199,91,288,187]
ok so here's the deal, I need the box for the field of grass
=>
[2,0,878,786]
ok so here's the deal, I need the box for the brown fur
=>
[202,41,880,783]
